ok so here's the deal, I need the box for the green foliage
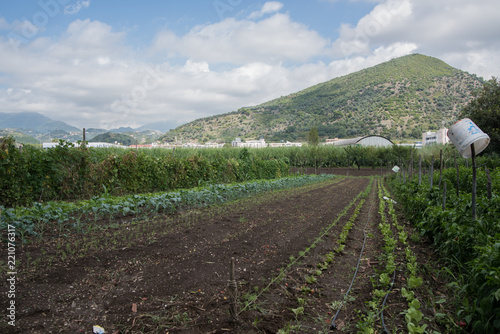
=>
[391,168,500,333]
[461,77,500,153]
[1,140,423,208]
[307,127,319,146]
[0,130,40,145]
[0,141,290,207]
[0,174,335,244]
[0,137,90,207]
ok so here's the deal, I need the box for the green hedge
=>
[0,138,289,207]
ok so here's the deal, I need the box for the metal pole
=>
[471,143,476,220]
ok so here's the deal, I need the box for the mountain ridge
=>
[0,112,174,134]
[0,112,164,145]
[159,54,483,143]
[0,112,80,133]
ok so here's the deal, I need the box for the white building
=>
[269,141,303,147]
[183,142,225,149]
[231,138,267,148]
[43,142,128,149]
[422,128,449,146]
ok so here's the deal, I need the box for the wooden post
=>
[410,150,414,182]
[442,182,446,210]
[438,149,443,188]
[454,153,460,198]
[403,162,406,184]
[83,128,86,148]
[229,257,239,322]
[485,167,492,200]
[418,155,422,186]
[398,164,401,183]
[430,156,434,188]
[471,143,476,220]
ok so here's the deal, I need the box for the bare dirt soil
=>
[1,169,452,334]
[292,167,392,177]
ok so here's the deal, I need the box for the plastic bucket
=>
[447,118,490,158]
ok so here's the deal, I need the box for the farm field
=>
[1,172,456,333]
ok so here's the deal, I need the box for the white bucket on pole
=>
[447,118,490,158]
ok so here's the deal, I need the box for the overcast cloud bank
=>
[0,0,499,130]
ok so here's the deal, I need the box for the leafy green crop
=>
[391,168,500,333]
[0,174,336,244]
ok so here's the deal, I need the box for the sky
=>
[1,0,499,131]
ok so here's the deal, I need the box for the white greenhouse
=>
[325,135,394,147]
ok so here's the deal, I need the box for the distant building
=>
[43,142,127,149]
[128,144,153,148]
[324,135,394,147]
[422,128,449,146]
[269,141,303,147]
[183,142,225,149]
[398,141,423,148]
[232,138,267,148]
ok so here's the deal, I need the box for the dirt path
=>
[2,174,452,334]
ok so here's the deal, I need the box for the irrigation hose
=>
[238,180,370,315]
[330,199,374,330]
[380,268,396,334]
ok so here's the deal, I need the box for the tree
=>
[461,77,500,153]
[307,127,319,146]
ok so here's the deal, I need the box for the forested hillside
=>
[89,132,136,146]
[159,54,482,143]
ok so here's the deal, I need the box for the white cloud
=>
[0,17,10,30]
[248,2,284,19]
[151,13,328,64]
[183,60,210,74]
[332,0,412,57]
[332,0,500,79]
[97,56,111,65]
[64,0,91,15]
[1,0,499,131]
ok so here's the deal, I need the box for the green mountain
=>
[89,132,136,146]
[0,129,40,145]
[159,54,483,143]
[0,112,79,132]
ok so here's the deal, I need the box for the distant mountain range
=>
[159,54,483,143]
[0,112,177,134]
[0,112,176,144]
[0,112,80,133]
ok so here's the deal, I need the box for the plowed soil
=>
[1,170,451,334]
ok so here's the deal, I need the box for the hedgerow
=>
[0,138,289,207]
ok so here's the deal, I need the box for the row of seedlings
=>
[380,183,427,334]
[355,181,426,333]
[273,178,375,333]
[353,180,401,332]
[3,175,338,277]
